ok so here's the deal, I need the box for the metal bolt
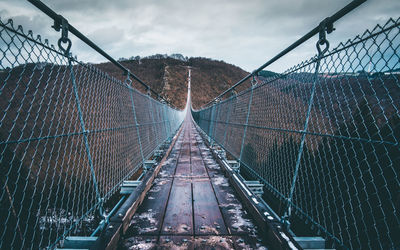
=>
[182,238,188,243]
[118,213,123,218]
[165,239,170,243]
[216,225,221,229]
[108,225,114,229]
[145,238,151,243]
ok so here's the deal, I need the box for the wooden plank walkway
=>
[121,117,268,249]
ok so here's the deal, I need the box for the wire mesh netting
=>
[193,17,400,249]
[0,18,184,249]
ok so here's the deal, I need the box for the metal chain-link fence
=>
[193,17,400,249]
[0,18,184,249]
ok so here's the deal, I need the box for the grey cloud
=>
[1,0,399,72]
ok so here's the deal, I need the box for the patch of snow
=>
[137,211,157,225]
[177,223,190,233]
[158,170,170,178]
[195,236,233,249]
[223,204,255,232]
[125,241,155,250]
[199,225,219,234]
[226,193,235,201]
[149,185,161,193]
[212,176,229,187]
[161,239,190,250]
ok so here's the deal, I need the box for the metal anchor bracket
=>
[52,14,72,56]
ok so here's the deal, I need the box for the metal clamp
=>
[251,75,258,87]
[52,15,71,56]
[230,89,237,98]
[316,17,334,56]
[124,70,133,86]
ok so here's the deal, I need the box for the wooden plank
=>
[230,235,267,249]
[120,236,158,250]
[191,132,213,177]
[125,178,173,235]
[209,173,256,235]
[157,151,179,178]
[177,150,190,164]
[192,179,228,235]
[196,141,221,178]
[193,236,235,249]
[158,236,194,250]
[172,135,191,177]
[192,127,259,236]
[157,132,183,178]
[174,162,191,176]
[161,178,193,235]
[191,158,208,177]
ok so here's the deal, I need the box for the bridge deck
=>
[120,117,268,249]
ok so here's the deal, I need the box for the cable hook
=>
[231,89,237,98]
[316,17,334,57]
[124,70,133,86]
[251,75,258,87]
[53,15,72,56]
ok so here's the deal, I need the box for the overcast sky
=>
[1,0,399,72]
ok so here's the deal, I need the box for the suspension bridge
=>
[1,0,399,249]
